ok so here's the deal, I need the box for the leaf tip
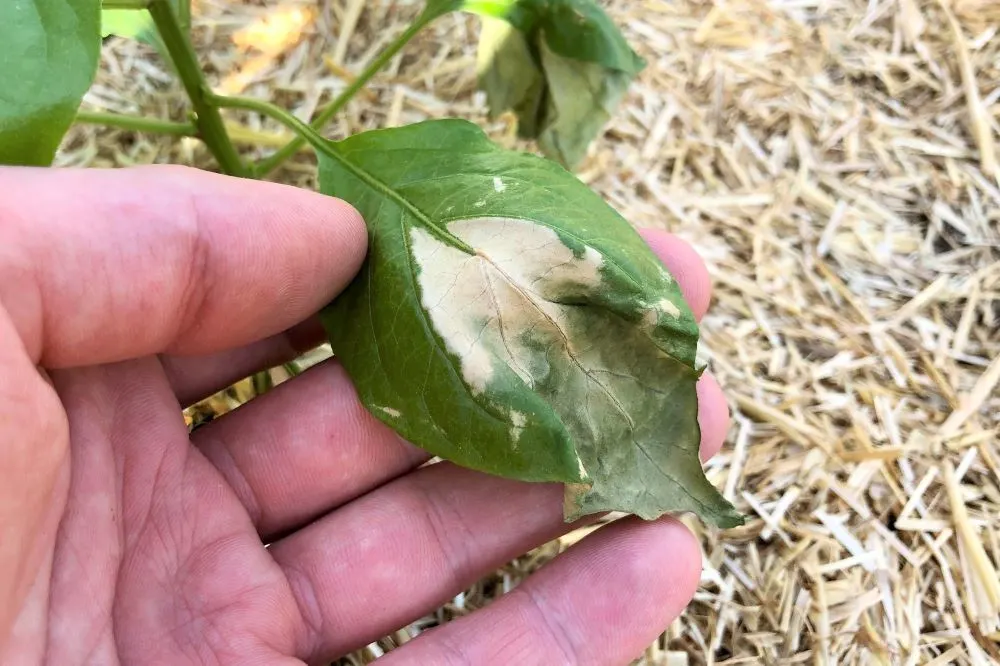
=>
[709,506,747,529]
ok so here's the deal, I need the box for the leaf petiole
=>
[75,110,197,136]
[100,0,152,9]
[146,0,248,176]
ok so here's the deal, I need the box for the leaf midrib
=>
[327,143,476,254]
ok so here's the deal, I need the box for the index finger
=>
[0,165,366,368]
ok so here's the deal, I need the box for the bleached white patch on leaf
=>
[376,406,402,418]
[658,298,681,319]
[410,217,604,394]
[493,176,506,193]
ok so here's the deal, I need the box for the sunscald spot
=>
[409,216,739,524]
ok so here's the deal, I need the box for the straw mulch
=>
[66,0,1000,663]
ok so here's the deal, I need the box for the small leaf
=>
[476,17,545,136]
[317,119,743,528]
[0,0,101,166]
[470,0,644,169]
[100,1,180,72]
[101,9,156,42]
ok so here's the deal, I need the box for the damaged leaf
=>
[101,9,155,41]
[317,119,742,528]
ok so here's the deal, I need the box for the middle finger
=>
[192,359,728,540]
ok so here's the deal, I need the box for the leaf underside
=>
[101,9,154,40]
[471,0,645,169]
[0,0,101,166]
[317,119,743,528]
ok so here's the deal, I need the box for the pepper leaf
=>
[423,0,644,168]
[317,119,742,528]
[101,0,181,73]
[0,0,101,166]
[473,0,643,168]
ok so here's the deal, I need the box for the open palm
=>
[1,166,730,665]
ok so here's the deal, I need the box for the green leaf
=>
[100,1,181,72]
[317,119,743,528]
[101,9,156,41]
[475,16,546,136]
[0,0,101,166]
[422,1,645,167]
[469,0,644,169]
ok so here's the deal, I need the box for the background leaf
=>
[0,0,101,166]
[101,9,156,41]
[317,119,743,528]
[533,37,632,169]
[476,17,545,136]
[424,0,522,22]
[470,0,645,168]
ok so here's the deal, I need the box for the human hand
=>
[0,165,730,665]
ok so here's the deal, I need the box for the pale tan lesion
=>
[409,216,606,396]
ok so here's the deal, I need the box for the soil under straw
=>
[66,0,999,663]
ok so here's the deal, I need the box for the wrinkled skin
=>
[0,166,731,665]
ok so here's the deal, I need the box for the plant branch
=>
[101,0,152,8]
[254,13,435,177]
[147,0,247,176]
[252,369,273,396]
[75,110,197,136]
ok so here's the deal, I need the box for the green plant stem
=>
[254,14,435,177]
[75,110,197,136]
[207,93,329,150]
[147,0,247,176]
[101,0,151,8]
